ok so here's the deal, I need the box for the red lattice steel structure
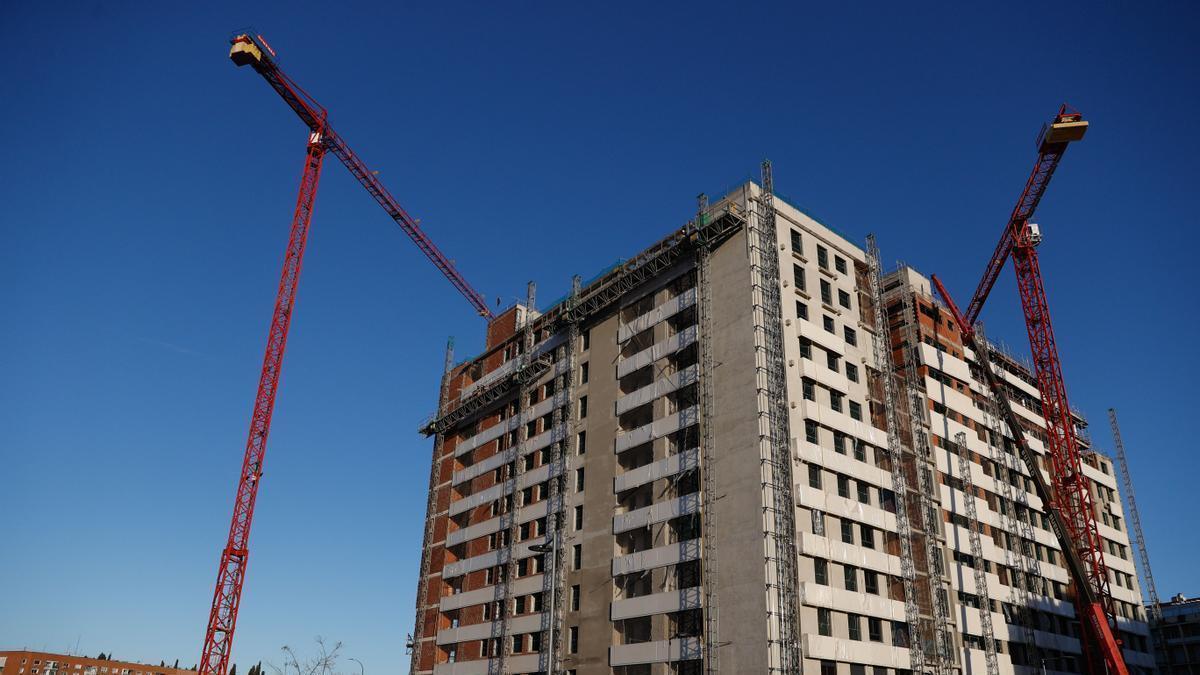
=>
[932,106,1127,675]
[200,131,327,675]
[199,33,493,675]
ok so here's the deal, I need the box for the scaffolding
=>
[696,194,721,675]
[865,237,926,675]
[408,338,456,675]
[537,277,582,675]
[975,326,1042,667]
[746,162,801,673]
[895,278,955,675]
[491,284,541,675]
[953,431,999,675]
[1109,408,1167,667]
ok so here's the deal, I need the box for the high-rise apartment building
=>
[408,176,1154,675]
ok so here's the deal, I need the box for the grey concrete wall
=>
[563,308,620,674]
[706,227,771,672]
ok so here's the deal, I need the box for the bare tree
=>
[266,638,344,675]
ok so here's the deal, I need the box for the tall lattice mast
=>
[974,326,1042,667]
[1108,408,1167,662]
[492,283,544,675]
[953,431,999,675]
[409,337,455,674]
[748,162,801,672]
[538,277,581,675]
[696,194,722,675]
[865,237,925,674]
[896,281,955,673]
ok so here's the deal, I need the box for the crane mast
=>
[200,132,326,675]
[928,105,1125,675]
[199,34,494,675]
[1108,408,1168,664]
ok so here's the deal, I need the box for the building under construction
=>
[407,174,1155,675]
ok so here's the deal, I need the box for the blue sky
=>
[1,1,1196,670]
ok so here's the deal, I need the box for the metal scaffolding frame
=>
[896,279,955,674]
[537,277,582,675]
[492,284,541,675]
[975,325,1043,667]
[747,162,801,673]
[865,238,926,675]
[696,194,722,675]
[953,431,999,675]
[1109,408,1167,667]
[409,338,456,675]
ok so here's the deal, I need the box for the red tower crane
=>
[930,107,1128,675]
[198,33,493,675]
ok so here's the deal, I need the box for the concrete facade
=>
[1152,594,1200,673]
[409,181,1154,675]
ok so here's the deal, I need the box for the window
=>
[578,396,588,418]
[818,608,832,636]
[809,464,822,489]
[857,481,870,504]
[572,544,582,569]
[580,362,589,384]
[574,505,583,530]
[793,264,806,291]
[806,420,819,444]
[823,315,835,333]
[827,351,840,371]
[803,378,815,401]
[865,570,879,595]
[835,256,848,274]
[821,662,836,675]
[830,390,844,413]
[833,431,847,454]
[837,474,850,498]
[849,401,863,421]
[800,338,812,359]
[581,330,590,350]
[844,565,858,591]
[844,326,857,346]
[796,301,808,320]
[569,626,579,654]
[820,279,832,304]
[841,519,854,544]
[575,468,585,491]
[838,289,851,309]
[791,229,803,253]
[848,613,862,640]
[571,584,580,610]
[854,439,866,462]
[861,524,875,549]
[817,245,829,270]
[577,430,586,455]
[869,616,883,642]
[846,363,859,382]
[815,558,829,585]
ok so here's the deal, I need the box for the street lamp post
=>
[348,658,363,675]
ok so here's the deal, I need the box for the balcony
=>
[618,288,697,343]
[609,638,702,666]
[613,493,700,534]
[615,406,698,454]
[614,448,698,493]
[617,326,698,378]
[612,538,701,577]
